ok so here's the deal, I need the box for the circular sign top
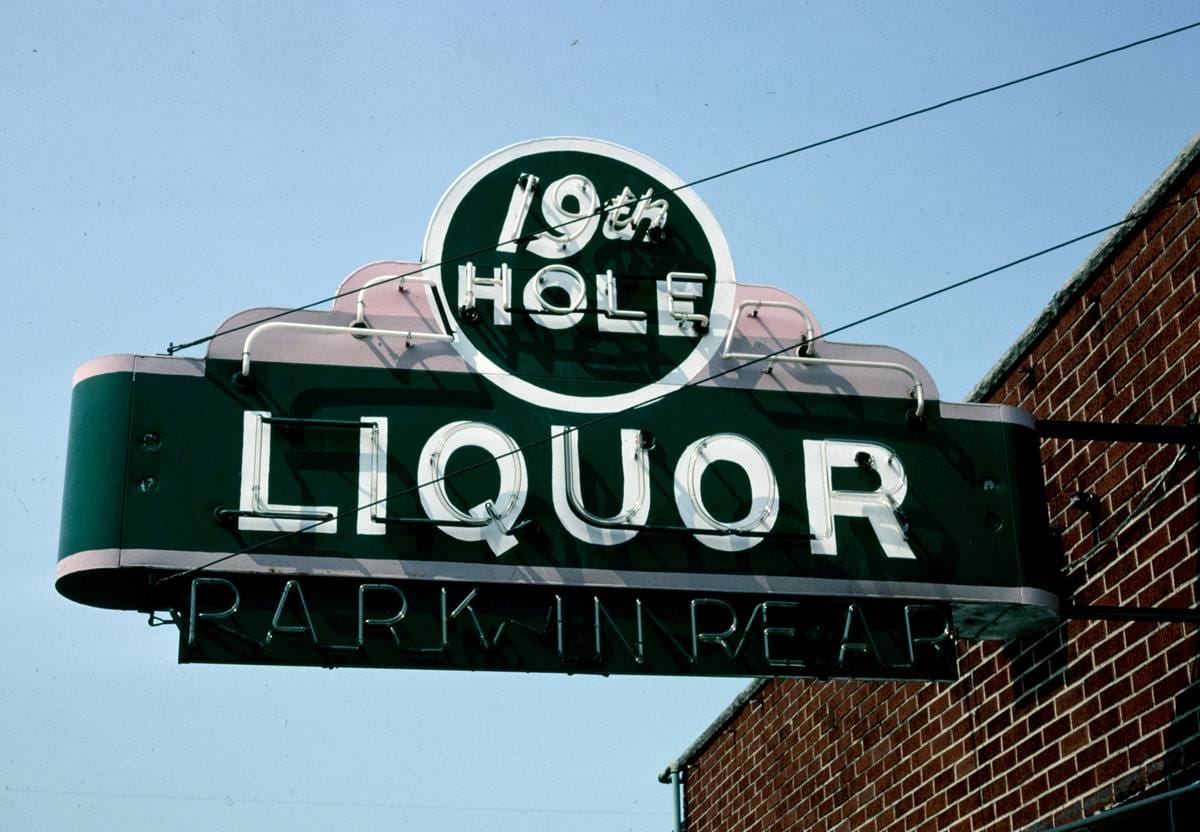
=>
[422,137,736,414]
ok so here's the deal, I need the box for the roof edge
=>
[969,131,1200,403]
[658,678,769,783]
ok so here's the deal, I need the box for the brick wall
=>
[679,151,1199,831]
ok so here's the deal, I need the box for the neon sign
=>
[57,138,1059,679]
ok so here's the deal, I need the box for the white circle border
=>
[421,137,737,415]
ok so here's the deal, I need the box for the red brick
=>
[1162,196,1199,248]
[1156,226,1192,275]
[1109,229,1146,277]
[1164,238,1200,292]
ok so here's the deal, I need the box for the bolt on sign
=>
[58,138,1059,681]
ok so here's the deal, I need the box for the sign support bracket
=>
[1036,416,1198,445]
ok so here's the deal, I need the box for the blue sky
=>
[3,2,1199,830]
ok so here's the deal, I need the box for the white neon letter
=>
[237,411,337,534]
[418,421,528,556]
[656,272,707,337]
[550,426,651,546]
[803,439,914,559]
[674,433,778,552]
[596,270,648,335]
[457,262,512,326]
[357,417,388,536]
[527,174,600,260]
[496,173,539,253]
[523,265,587,330]
[603,186,667,242]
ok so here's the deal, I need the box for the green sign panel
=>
[58,138,1059,680]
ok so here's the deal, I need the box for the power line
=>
[1,784,664,817]
[153,185,1199,590]
[680,20,1200,191]
[162,20,1200,357]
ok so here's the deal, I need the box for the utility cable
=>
[162,20,1200,358]
[152,186,1200,591]
[672,20,1200,193]
[1,784,664,818]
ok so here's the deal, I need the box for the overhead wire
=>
[152,184,1200,591]
[2,784,664,818]
[162,20,1200,358]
